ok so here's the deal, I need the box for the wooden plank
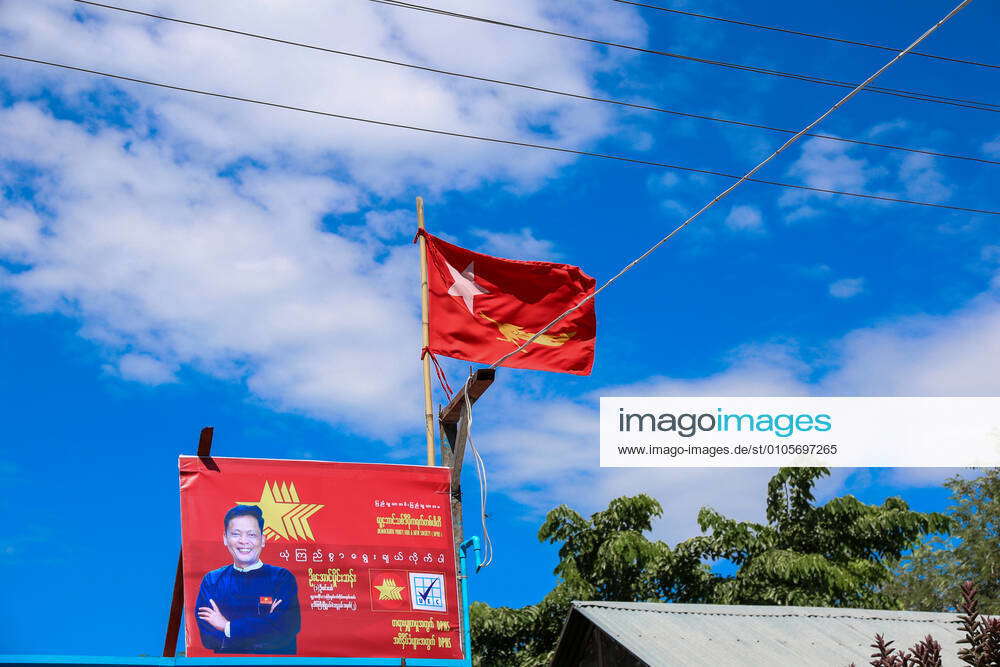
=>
[196,426,214,457]
[162,551,184,657]
[439,368,495,424]
[197,426,218,471]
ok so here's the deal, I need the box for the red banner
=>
[179,456,463,659]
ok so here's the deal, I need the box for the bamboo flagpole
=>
[416,196,436,466]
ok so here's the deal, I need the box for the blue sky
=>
[1,0,998,656]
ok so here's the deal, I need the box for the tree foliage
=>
[471,468,949,666]
[679,467,950,607]
[886,468,1000,614]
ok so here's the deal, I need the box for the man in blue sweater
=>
[195,505,301,654]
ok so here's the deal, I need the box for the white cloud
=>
[598,343,811,398]
[648,173,680,191]
[784,139,875,193]
[471,227,559,261]
[647,172,711,220]
[606,283,1000,401]
[0,104,420,439]
[0,0,649,440]
[983,135,1000,158]
[723,204,764,233]
[368,210,412,239]
[779,139,884,218]
[795,263,831,279]
[866,119,911,138]
[115,353,177,385]
[783,204,822,223]
[883,468,963,488]
[984,246,1000,289]
[899,153,951,202]
[820,294,1000,396]
[641,283,1000,400]
[828,277,865,299]
[0,0,644,193]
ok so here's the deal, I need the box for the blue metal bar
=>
[457,539,475,667]
[460,537,482,574]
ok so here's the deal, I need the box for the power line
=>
[488,0,976,369]
[367,0,1000,113]
[69,0,1000,167]
[373,0,1000,111]
[1,52,996,216]
[613,0,999,70]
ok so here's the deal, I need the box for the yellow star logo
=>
[239,481,324,542]
[374,578,405,601]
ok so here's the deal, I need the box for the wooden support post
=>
[439,368,494,663]
[438,368,495,555]
[197,426,214,457]
[163,551,184,657]
[416,196,435,466]
[164,426,214,657]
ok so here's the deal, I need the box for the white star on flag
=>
[446,260,490,314]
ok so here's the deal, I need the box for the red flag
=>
[423,231,596,375]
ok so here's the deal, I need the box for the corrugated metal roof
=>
[570,601,971,666]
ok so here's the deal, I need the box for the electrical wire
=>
[2,52,996,216]
[612,0,999,70]
[463,381,493,569]
[70,0,1000,167]
[366,0,1000,113]
[488,0,978,370]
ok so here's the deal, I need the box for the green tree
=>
[887,468,1000,614]
[471,468,949,666]
[677,467,950,608]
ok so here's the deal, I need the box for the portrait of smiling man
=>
[194,504,301,654]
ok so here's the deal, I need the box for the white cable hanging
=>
[463,379,494,569]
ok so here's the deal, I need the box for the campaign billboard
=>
[178,456,463,660]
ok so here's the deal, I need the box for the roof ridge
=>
[573,601,962,624]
